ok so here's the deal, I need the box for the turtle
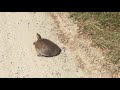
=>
[33,33,61,57]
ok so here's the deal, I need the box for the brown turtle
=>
[33,33,61,57]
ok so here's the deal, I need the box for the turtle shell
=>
[34,38,61,57]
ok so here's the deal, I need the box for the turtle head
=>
[36,33,41,40]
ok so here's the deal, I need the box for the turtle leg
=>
[37,53,42,57]
[37,53,45,57]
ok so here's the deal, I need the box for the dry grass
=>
[69,12,120,65]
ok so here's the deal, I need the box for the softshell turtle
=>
[33,33,61,57]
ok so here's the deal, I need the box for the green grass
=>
[69,12,120,64]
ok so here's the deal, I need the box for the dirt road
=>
[0,12,114,78]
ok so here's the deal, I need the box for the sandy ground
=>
[0,12,116,78]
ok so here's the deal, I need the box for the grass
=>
[69,12,120,65]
